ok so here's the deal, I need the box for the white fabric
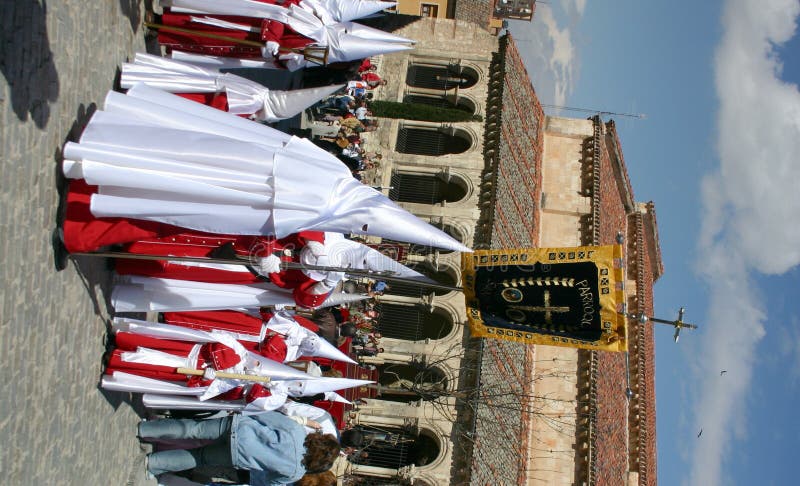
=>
[142,393,252,410]
[63,86,471,252]
[111,276,297,312]
[323,391,351,404]
[300,0,396,23]
[278,400,338,436]
[102,372,206,396]
[330,21,414,44]
[275,20,413,69]
[281,376,373,396]
[162,0,413,70]
[122,54,341,121]
[111,317,312,379]
[258,254,282,274]
[324,237,435,283]
[165,0,395,25]
[171,51,281,69]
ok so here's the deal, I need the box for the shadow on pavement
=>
[119,0,143,34]
[0,0,60,128]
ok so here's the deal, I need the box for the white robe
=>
[62,85,470,252]
[120,53,342,121]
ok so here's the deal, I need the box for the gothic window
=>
[388,171,468,204]
[405,64,478,90]
[373,303,453,341]
[395,126,472,156]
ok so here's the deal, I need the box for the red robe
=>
[162,310,322,363]
[106,332,280,401]
[162,310,320,336]
[158,3,312,61]
[64,179,334,307]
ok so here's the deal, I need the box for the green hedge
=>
[370,100,482,122]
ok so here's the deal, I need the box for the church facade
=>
[329,16,660,486]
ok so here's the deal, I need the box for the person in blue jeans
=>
[139,411,340,485]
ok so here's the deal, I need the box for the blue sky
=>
[510,1,800,484]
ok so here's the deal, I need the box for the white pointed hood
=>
[324,237,435,284]
[63,86,469,252]
[323,391,352,404]
[322,29,413,64]
[263,84,343,120]
[330,21,415,44]
[318,291,371,308]
[315,336,358,364]
[284,376,374,396]
[121,53,342,121]
[283,176,472,252]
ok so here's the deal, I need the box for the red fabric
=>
[115,259,261,284]
[258,333,288,362]
[63,180,271,255]
[106,332,209,380]
[157,8,313,60]
[246,383,272,403]
[115,231,325,289]
[292,315,320,333]
[106,333,249,381]
[114,332,197,354]
[176,92,229,111]
[203,343,242,370]
[360,72,381,84]
[357,59,373,73]
[163,310,266,335]
[293,279,331,309]
[63,179,184,253]
[106,350,191,381]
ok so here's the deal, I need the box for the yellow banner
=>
[461,245,626,352]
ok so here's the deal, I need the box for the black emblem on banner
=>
[475,261,604,342]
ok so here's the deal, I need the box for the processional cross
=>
[628,307,698,342]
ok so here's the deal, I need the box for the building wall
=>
[520,116,593,486]
[395,0,450,18]
[538,117,593,246]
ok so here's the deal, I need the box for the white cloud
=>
[563,0,587,16]
[691,0,800,484]
[510,5,578,106]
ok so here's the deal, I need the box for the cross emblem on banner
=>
[508,290,570,324]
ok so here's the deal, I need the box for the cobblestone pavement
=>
[1,1,157,484]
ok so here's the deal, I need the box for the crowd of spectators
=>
[308,59,385,182]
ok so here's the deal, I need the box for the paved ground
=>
[0,1,157,484]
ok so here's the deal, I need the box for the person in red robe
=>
[59,179,344,308]
[104,330,285,403]
[154,4,312,62]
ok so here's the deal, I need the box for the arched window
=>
[373,303,453,341]
[402,94,477,115]
[378,363,448,402]
[395,126,472,156]
[406,64,478,90]
[388,172,468,204]
[386,264,459,297]
[347,424,441,469]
